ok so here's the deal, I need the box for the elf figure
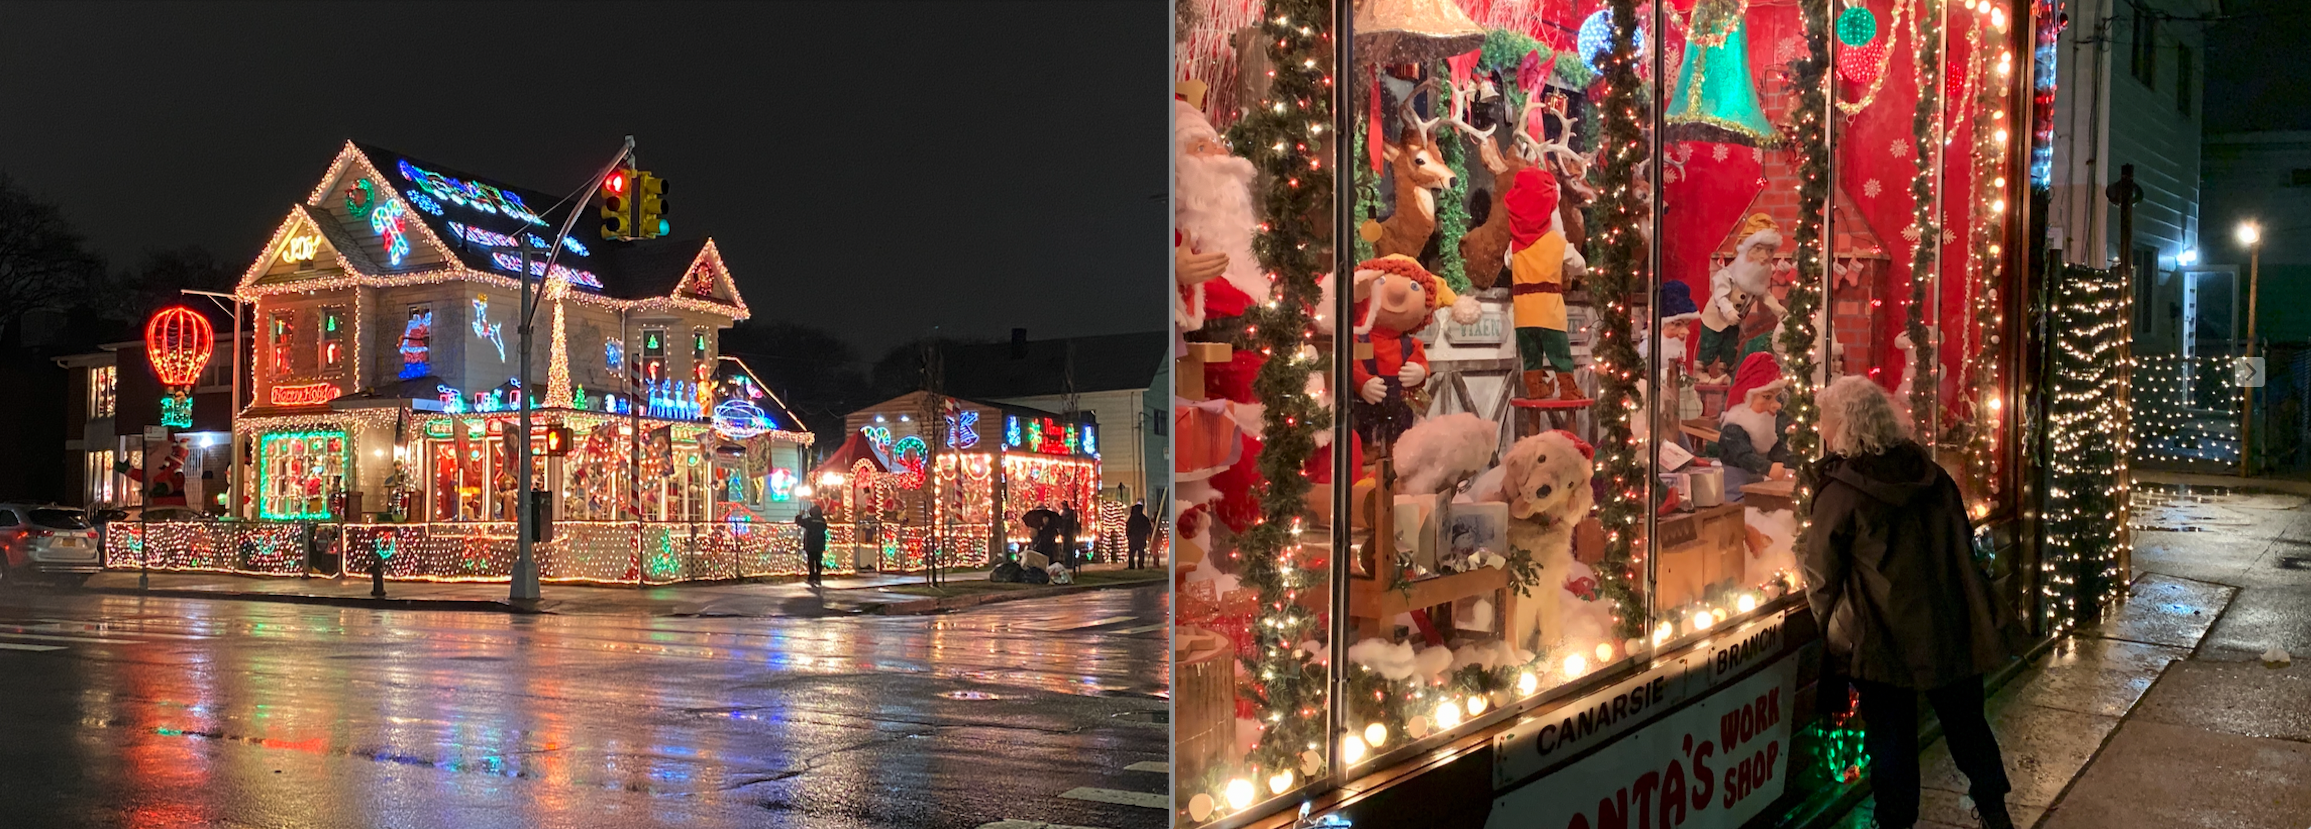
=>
[1657,281,1705,420]
[1700,213,1783,375]
[1346,255,1472,448]
[1505,166,1590,400]
[1718,352,1795,500]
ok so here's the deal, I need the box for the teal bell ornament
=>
[1664,0,1780,147]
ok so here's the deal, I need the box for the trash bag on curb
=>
[1046,564,1074,586]
[990,561,1023,583]
[1019,566,1050,585]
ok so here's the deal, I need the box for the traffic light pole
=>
[511,135,638,605]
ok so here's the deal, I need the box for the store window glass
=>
[258,430,346,520]
[1173,0,1339,821]
[90,366,115,419]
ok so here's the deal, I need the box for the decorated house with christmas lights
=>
[822,392,1100,571]
[107,141,826,584]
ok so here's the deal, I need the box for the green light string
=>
[1585,0,1651,641]
[1779,0,1833,521]
[1219,0,1335,791]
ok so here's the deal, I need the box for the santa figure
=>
[1700,213,1784,376]
[1175,99,1269,337]
[118,441,191,508]
[398,307,433,380]
[1505,166,1590,401]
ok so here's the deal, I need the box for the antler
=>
[1509,91,1549,161]
[1445,79,1494,143]
[1400,78,1444,143]
[1528,94,1587,172]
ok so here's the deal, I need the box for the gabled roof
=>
[936,331,1168,401]
[235,141,750,319]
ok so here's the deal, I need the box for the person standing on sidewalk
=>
[796,504,829,587]
[1058,501,1081,567]
[1802,376,2029,829]
[1125,502,1153,569]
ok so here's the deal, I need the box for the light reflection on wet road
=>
[0,585,1169,829]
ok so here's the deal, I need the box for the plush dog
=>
[1499,429,1595,654]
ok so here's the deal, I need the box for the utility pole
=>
[512,135,638,604]
[2237,221,2263,477]
[181,289,244,518]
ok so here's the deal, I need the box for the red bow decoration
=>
[1550,429,1596,461]
[1564,574,1600,601]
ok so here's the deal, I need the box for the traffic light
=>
[599,169,632,240]
[634,172,669,239]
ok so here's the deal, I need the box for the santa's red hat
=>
[1728,352,1790,404]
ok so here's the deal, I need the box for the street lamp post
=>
[2237,222,2262,477]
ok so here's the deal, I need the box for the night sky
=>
[0,1,1168,356]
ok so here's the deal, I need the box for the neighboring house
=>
[936,329,1169,504]
[2045,0,2215,355]
[54,332,247,512]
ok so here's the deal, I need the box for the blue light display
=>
[1577,9,1646,75]
[404,190,443,216]
[396,159,546,227]
[947,411,980,449]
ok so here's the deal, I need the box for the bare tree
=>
[0,173,105,345]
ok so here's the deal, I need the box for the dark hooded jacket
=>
[1801,440,2027,688]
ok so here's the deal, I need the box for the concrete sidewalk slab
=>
[2131,660,2311,743]
[2097,574,2235,650]
[2038,719,2311,829]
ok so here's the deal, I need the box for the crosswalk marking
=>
[975,821,1112,829]
[28,622,208,640]
[1057,787,1168,809]
[0,632,145,645]
[0,642,67,652]
[1112,624,1168,636]
[1124,761,1170,773]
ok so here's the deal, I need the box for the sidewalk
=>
[1826,480,2311,829]
[76,561,1168,618]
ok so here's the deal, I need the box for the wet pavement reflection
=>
[0,585,1169,829]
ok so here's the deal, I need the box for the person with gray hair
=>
[1803,376,2029,829]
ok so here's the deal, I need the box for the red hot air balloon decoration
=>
[146,306,215,428]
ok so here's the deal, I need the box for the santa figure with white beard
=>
[1699,213,1785,376]
[1175,99,1270,337]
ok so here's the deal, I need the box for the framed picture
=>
[1439,502,1507,573]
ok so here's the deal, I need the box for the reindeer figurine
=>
[1375,79,1456,261]
[1448,80,1533,291]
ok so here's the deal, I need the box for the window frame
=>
[89,365,116,419]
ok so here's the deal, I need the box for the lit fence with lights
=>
[102,519,997,584]
[2130,348,2311,473]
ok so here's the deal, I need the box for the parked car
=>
[0,503,102,587]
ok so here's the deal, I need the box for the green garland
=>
[1434,67,1474,294]
[1584,0,1649,642]
[1778,0,1832,520]
[1219,0,1334,792]
[1354,121,1380,263]
[1906,0,1943,440]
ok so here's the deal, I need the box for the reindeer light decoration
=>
[1375,79,1457,260]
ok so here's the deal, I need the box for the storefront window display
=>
[258,429,347,520]
[1175,0,2035,825]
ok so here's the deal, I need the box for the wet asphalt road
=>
[0,585,1170,829]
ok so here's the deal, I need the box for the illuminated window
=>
[268,311,294,377]
[257,430,347,520]
[640,327,667,382]
[692,327,710,382]
[86,450,116,505]
[320,305,347,369]
[89,366,116,419]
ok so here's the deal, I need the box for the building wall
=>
[2047,0,2213,270]
[992,388,1151,500]
[2201,132,2311,267]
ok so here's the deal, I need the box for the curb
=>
[79,585,550,614]
[866,576,1168,615]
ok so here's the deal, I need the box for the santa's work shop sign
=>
[1484,655,1798,829]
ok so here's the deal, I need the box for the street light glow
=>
[2238,223,2261,247]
